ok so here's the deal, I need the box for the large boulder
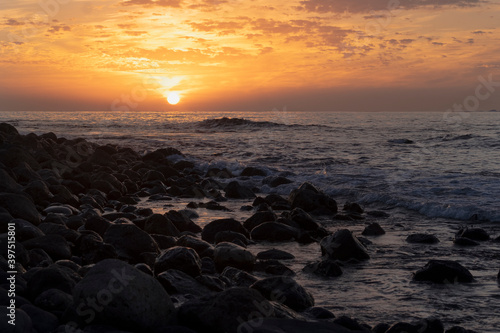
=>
[22,234,72,260]
[178,287,275,333]
[165,210,202,233]
[320,229,369,261]
[413,260,474,283]
[250,222,299,242]
[362,223,385,236]
[224,181,255,199]
[288,182,337,214]
[202,218,249,243]
[0,193,41,225]
[103,223,159,263]
[455,227,490,241]
[244,211,277,231]
[144,214,180,237]
[154,246,201,277]
[406,233,439,244]
[288,208,321,231]
[157,269,212,297]
[71,259,175,332]
[250,276,314,312]
[214,242,255,272]
[26,264,81,299]
[0,168,21,192]
[256,249,295,260]
[176,235,214,258]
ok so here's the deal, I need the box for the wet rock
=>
[206,167,234,178]
[151,234,177,250]
[154,246,202,277]
[215,230,250,246]
[178,287,275,333]
[0,307,33,333]
[288,182,337,214]
[343,202,364,214]
[224,180,256,199]
[0,192,41,225]
[288,207,321,231]
[196,274,226,292]
[24,180,54,204]
[456,227,490,241]
[165,210,202,233]
[202,218,249,243]
[367,210,390,218]
[386,322,419,333]
[214,242,255,272]
[88,148,117,167]
[302,306,335,319]
[22,235,72,260]
[241,166,267,177]
[244,211,277,231]
[11,219,44,242]
[21,304,59,333]
[157,269,212,297]
[103,223,159,263]
[257,249,295,260]
[453,237,480,246]
[406,233,440,244]
[27,248,53,267]
[34,288,73,317]
[176,235,213,258]
[362,223,386,236]
[413,260,474,283]
[144,214,180,237]
[26,264,80,298]
[333,315,370,331]
[0,122,19,135]
[49,185,79,206]
[85,216,113,236]
[250,276,314,311]
[250,222,299,242]
[373,323,391,333]
[254,259,295,276]
[201,257,217,275]
[221,267,258,287]
[414,317,444,333]
[320,229,370,261]
[238,318,353,333]
[303,259,343,277]
[445,326,478,333]
[72,259,175,332]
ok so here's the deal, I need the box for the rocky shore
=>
[0,122,489,333]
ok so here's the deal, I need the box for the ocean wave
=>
[387,138,415,144]
[440,133,476,141]
[196,117,332,130]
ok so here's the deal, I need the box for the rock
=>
[303,259,343,277]
[21,304,59,333]
[165,210,202,233]
[85,216,113,236]
[151,234,177,250]
[71,259,175,332]
[320,229,370,261]
[257,249,295,260]
[372,323,391,333]
[445,326,478,333]
[362,223,386,236]
[0,168,22,192]
[263,176,293,188]
[243,211,277,231]
[367,210,390,218]
[88,148,117,167]
[333,315,369,331]
[0,122,19,135]
[215,230,250,246]
[456,227,490,241]
[0,234,30,267]
[157,269,212,297]
[0,193,41,225]
[154,246,201,277]
[413,260,474,283]
[385,322,419,333]
[414,317,444,333]
[22,235,72,260]
[288,182,337,214]
[221,267,258,287]
[250,276,314,312]
[250,222,299,242]
[453,237,480,246]
[27,248,53,267]
[178,287,275,333]
[11,219,44,242]
[196,274,226,292]
[288,208,320,231]
[241,166,267,177]
[302,306,335,319]
[26,264,81,298]
[406,233,440,244]
[224,181,255,199]
[34,288,73,317]
[214,242,255,272]
[44,205,73,216]
[103,224,159,263]
[202,218,249,243]
[144,214,181,237]
[238,318,353,333]
[254,259,295,276]
[343,202,364,214]
[0,307,33,333]
[176,235,213,258]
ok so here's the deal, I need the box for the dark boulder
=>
[22,235,72,260]
[144,214,181,237]
[445,326,478,333]
[214,242,255,272]
[406,233,440,244]
[0,168,22,193]
[303,259,343,277]
[288,207,320,231]
[362,223,385,236]
[215,230,250,246]
[288,182,337,214]
[21,304,59,333]
[263,176,293,188]
[320,229,370,261]
[386,322,419,333]
[165,210,202,233]
[256,249,295,260]
[157,269,212,297]
[176,235,214,258]
[302,307,336,320]
[241,166,267,177]
[0,193,41,225]
[221,267,259,287]
[243,211,277,231]
[178,287,275,333]
[34,288,73,317]
[453,237,480,246]
[238,318,354,333]
[11,219,44,242]
[225,181,255,199]
[250,222,299,242]
[26,264,81,298]
[250,276,314,312]
[456,227,490,241]
[103,223,159,263]
[71,259,175,332]
[202,218,249,243]
[254,259,295,276]
[154,246,202,277]
[413,260,474,283]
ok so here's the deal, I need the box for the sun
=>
[166,92,180,105]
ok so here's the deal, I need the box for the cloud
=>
[299,0,486,14]
[121,0,182,7]
[4,18,24,26]
[48,25,71,34]
[124,31,148,36]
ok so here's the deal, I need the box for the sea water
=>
[1,110,499,331]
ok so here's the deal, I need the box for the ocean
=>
[1,110,499,331]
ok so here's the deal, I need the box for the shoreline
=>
[0,122,495,333]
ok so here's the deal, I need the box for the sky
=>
[0,0,499,111]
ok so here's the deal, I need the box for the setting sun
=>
[167,92,181,105]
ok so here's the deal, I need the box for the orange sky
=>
[1,0,499,111]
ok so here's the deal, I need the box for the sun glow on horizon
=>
[166,92,181,105]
